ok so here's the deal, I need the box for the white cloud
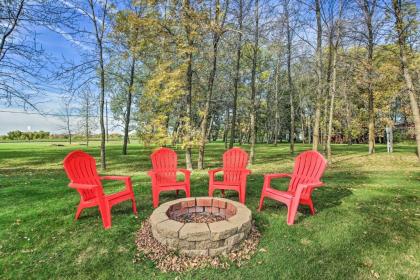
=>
[48,25,92,51]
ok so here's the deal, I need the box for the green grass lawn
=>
[0,142,419,279]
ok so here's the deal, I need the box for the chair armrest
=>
[147,170,155,177]
[302,181,324,189]
[264,173,292,179]
[177,169,191,175]
[177,169,191,182]
[100,176,133,192]
[100,175,130,181]
[68,183,100,190]
[294,182,325,197]
[208,168,224,175]
[262,173,291,191]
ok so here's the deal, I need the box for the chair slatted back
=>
[288,151,327,197]
[222,148,249,183]
[150,148,178,185]
[63,150,103,201]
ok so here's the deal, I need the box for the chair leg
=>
[185,186,190,198]
[308,200,315,215]
[239,188,246,204]
[75,205,84,220]
[258,193,265,211]
[208,187,214,197]
[176,190,179,197]
[152,189,160,208]
[287,200,300,225]
[131,198,138,216]
[98,201,112,229]
[221,189,225,197]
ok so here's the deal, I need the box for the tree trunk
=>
[207,114,214,141]
[185,52,193,170]
[230,0,243,149]
[224,109,230,148]
[360,0,376,154]
[123,56,136,155]
[344,83,352,145]
[198,0,222,169]
[99,50,106,169]
[285,0,294,153]
[68,124,72,144]
[183,0,193,170]
[274,54,280,146]
[88,0,107,170]
[393,0,420,160]
[367,43,375,154]
[249,0,259,165]
[86,96,89,147]
[298,79,306,144]
[326,0,343,162]
[312,0,322,151]
[323,31,334,151]
[327,45,337,162]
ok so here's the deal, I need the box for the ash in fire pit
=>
[149,197,252,257]
[172,212,226,223]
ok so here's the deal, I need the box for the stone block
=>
[178,239,196,250]
[210,207,219,214]
[209,246,229,256]
[165,238,179,249]
[208,221,238,241]
[180,249,208,257]
[228,210,252,232]
[150,211,169,225]
[187,199,196,207]
[156,219,184,238]
[195,240,212,249]
[179,223,210,241]
[219,208,226,216]
[224,232,244,247]
[217,200,227,209]
[197,197,212,207]
[211,240,225,249]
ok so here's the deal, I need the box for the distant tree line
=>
[1,130,125,141]
[4,130,50,140]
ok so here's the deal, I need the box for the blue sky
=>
[1,27,78,134]
[0,15,108,135]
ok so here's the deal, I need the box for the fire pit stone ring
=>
[149,197,252,257]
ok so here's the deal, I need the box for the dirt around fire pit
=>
[134,219,261,272]
[149,197,253,257]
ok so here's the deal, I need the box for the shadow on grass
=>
[256,169,367,226]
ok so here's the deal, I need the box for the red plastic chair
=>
[208,147,251,204]
[258,150,327,225]
[63,150,137,229]
[148,148,191,208]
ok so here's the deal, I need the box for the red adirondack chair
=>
[208,147,251,204]
[258,150,327,225]
[63,150,137,229]
[148,148,191,208]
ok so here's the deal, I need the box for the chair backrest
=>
[63,150,102,201]
[222,147,249,183]
[150,147,178,185]
[288,150,327,194]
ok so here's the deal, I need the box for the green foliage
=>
[5,130,50,140]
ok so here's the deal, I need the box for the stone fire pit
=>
[150,197,252,257]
